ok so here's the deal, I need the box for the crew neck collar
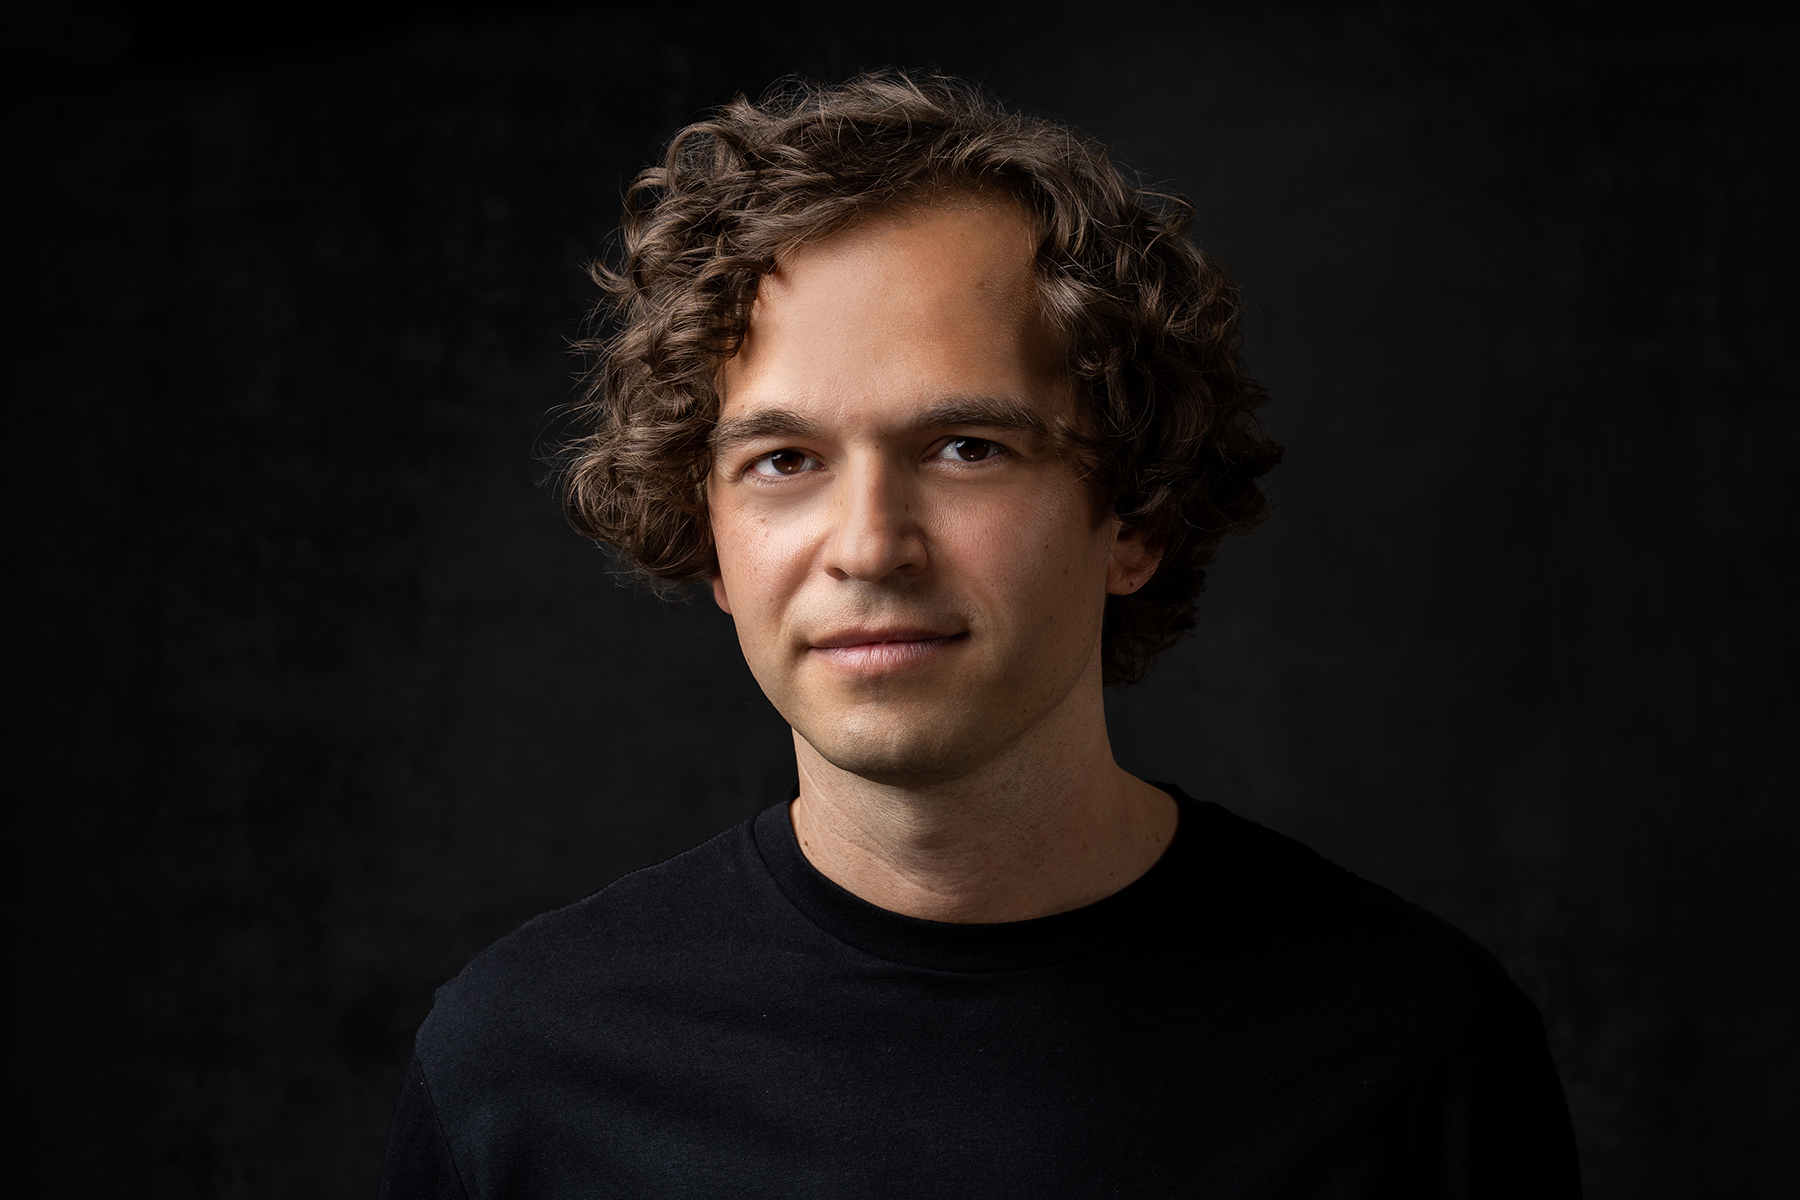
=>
[749,784,1202,973]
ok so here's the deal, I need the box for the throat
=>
[787,756,1178,924]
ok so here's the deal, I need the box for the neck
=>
[788,687,1177,924]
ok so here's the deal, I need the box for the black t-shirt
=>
[381,788,1579,1198]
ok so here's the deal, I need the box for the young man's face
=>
[707,198,1153,786]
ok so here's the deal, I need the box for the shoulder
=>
[1166,790,1543,1046]
[1159,793,1579,1191]
[412,813,771,1071]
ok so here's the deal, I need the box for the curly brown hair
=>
[562,72,1281,686]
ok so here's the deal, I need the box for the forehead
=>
[720,198,1069,425]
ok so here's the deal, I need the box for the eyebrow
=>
[710,394,1055,454]
[913,396,1054,440]
[709,409,823,454]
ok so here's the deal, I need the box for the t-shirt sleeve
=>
[379,1054,472,1200]
[1407,982,1583,1198]
[1469,990,1582,1197]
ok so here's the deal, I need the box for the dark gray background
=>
[11,1,1796,1195]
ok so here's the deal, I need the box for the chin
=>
[801,719,987,787]
[814,740,966,787]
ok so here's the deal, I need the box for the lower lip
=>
[811,636,963,671]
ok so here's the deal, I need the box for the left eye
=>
[936,438,1002,462]
[749,449,822,477]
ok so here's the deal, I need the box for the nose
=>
[822,455,927,583]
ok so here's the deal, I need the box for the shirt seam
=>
[414,1052,477,1200]
[745,808,1142,977]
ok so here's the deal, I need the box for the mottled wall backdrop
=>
[11,2,1795,1196]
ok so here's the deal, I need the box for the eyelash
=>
[936,437,1005,463]
[742,438,1008,479]
[746,449,822,478]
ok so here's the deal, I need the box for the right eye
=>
[748,449,822,478]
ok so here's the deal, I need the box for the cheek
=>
[947,490,1112,606]
[710,504,804,622]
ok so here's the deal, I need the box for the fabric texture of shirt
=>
[380,786,1580,1198]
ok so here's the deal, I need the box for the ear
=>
[710,574,733,614]
[1105,523,1162,596]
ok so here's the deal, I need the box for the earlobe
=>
[710,575,733,614]
[1105,525,1162,596]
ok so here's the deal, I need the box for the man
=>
[381,74,1580,1197]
